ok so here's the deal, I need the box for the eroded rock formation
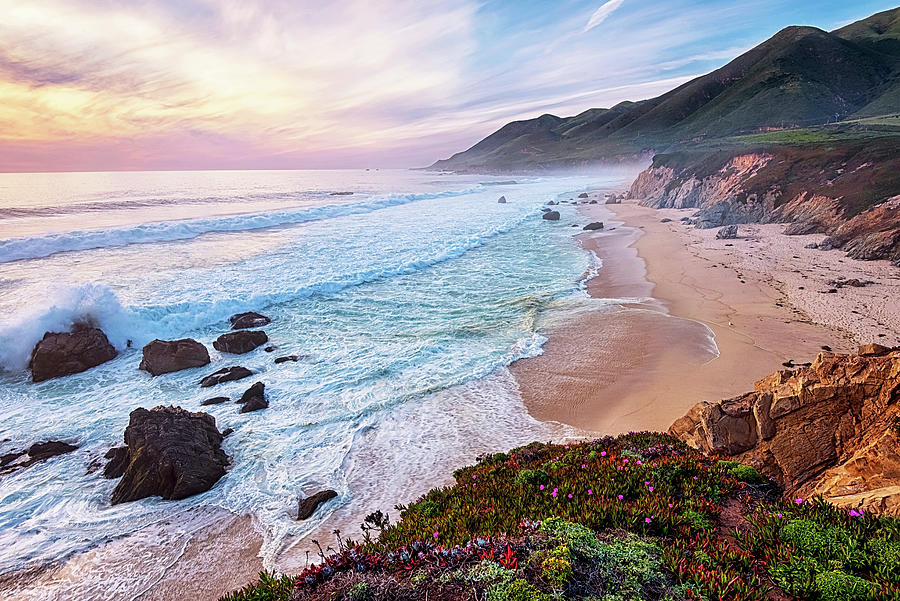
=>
[29,325,118,382]
[140,339,210,376]
[669,346,900,515]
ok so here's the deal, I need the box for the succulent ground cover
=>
[223,433,900,601]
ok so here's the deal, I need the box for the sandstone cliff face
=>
[630,145,900,263]
[669,346,900,515]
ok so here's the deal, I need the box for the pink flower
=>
[693,476,698,480]
[794,498,803,505]
[668,503,673,508]
[617,494,624,500]
[777,513,783,518]
[540,485,545,490]
[849,509,862,518]
[433,532,439,538]
[473,475,477,479]
[588,490,593,495]
[623,459,629,464]
[636,460,642,465]
[567,493,573,499]
[644,481,650,486]
[553,488,558,492]
[648,486,654,492]
[617,466,623,471]
[581,464,586,469]
[551,491,558,497]
[600,451,606,457]
[645,517,652,523]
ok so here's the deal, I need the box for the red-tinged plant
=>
[499,544,517,570]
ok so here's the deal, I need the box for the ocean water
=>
[0,169,631,596]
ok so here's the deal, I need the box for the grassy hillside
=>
[223,433,900,601]
[431,8,900,172]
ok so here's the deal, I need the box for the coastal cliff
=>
[669,345,900,515]
[629,141,900,263]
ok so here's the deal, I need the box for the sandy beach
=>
[512,193,900,434]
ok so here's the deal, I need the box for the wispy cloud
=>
[584,0,626,32]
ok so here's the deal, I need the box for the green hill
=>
[432,7,900,172]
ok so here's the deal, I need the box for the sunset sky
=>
[0,0,895,172]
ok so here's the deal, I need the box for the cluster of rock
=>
[1,440,78,476]
[669,344,900,515]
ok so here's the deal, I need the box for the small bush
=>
[467,560,515,583]
[870,538,900,583]
[486,578,548,601]
[416,500,441,518]
[770,554,820,597]
[538,518,603,558]
[717,460,763,484]
[781,518,851,560]
[516,469,550,487]
[347,581,370,601]
[814,570,876,601]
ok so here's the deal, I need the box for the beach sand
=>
[512,194,900,434]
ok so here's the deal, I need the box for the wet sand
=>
[512,194,874,434]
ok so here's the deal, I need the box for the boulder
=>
[29,325,117,382]
[542,211,560,221]
[804,242,819,249]
[297,489,338,520]
[237,382,268,413]
[582,222,604,231]
[715,225,738,239]
[201,396,230,406]
[103,446,129,479]
[140,339,210,376]
[670,348,900,515]
[199,366,252,388]
[109,406,228,504]
[577,193,589,199]
[589,200,598,204]
[274,355,299,364]
[660,218,672,223]
[497,196,507,204]
[213,331,268,354]
[0,441,78,476]
[229,312,271,330]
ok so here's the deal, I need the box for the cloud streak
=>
[584,0,626,32]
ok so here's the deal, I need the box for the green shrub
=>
[220,572,294,601]
[591,535,667,598]
[516,469,550,487]
[537,545,573,587]
[538,518,603,558]
[717,460,763,483]
[814,570,876,601]
[681,509,712,531]
[486,578,548,601]
[416,500,441,518]
[770,554,820,597]
[870,538,900,582]
[347,581,370,601]
[781,519,851,560]
[467,560,515,583]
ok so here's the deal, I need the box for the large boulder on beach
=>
[213,331,268,354]
[582,222,604,231]
[577,193,589,199]
[497,196,507,204]
[715,225,739,240]
[140,339,210,376]
[199,366,252,388]
[109,406,228,504]
[29,325,117,382]
[542,211,560,221]
[229,312,271,330]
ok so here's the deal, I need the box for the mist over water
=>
[0,169,631,596]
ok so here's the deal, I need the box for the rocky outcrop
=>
[715,225,738,239]
[237,382,268,413]
[669,346,900,515]
[583,222,604,231]
[230,312,271,330]
[297,489,338,520]
[29,326,117,382]
[199,366,252,388]
[542,211,560,221]
[497,196,507,204]
[630,145,900,262]
[213,331,268,354]
[109,406,228,504]
[1,441,78,476]
[140,339,210,376]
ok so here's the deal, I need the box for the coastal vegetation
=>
[223,432,900,601]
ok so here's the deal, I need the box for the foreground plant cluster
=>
[223,433,900,601]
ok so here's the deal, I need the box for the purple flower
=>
[644,481,650,486]
[617,466,623,471]
[553,487,558,492]
[794,498,803,505]
[588,490,593,495]
[849,509,862,518]
[567,493,573,499]
[473,475,477,480]
[636,460,642,465]
[581,464,586,469]
[777,513,783,518]
[623,459,629,464]
[551,491,558,497]
[617,494,624,500]
[433,532,439,538]
[600,451,606,457]
[540,485,545,490]
[648,486,654,492]
[668,503,673,508]
[645,517,652,523]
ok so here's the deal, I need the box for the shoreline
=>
[512,192,899,434]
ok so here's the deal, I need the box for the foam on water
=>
[0,169,632,595]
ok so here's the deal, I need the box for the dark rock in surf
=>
[199,366,252,388]
[274,355,299,364]
[1,440,78,476]
[542,211,560,221]
[577,193,589,199]
[140,339,210,376]
[583,222,604,231]
[264,346,277,353]
[497,196,507,203]
[103,446,129,479]
[29,325,117,382]
[297,489,338,520]
[110,406,227,504]
[237,382,268,413]
[213,331,268,355]
[201,396,230,406]
[229,312,271,330]
[222,428,234,437]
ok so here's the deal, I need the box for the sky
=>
[0,0,896,172]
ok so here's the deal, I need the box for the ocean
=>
[0,168,632,598]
